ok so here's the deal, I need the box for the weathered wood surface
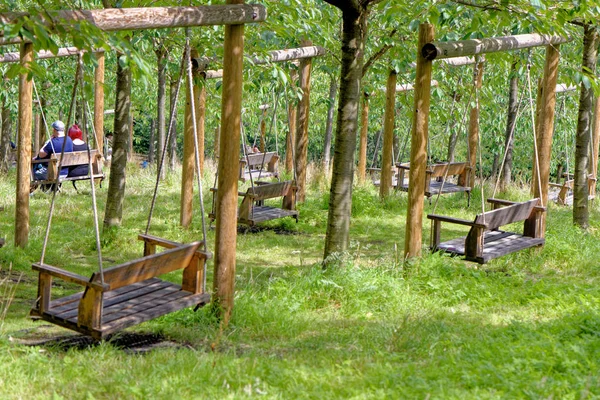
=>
[396,162,471,198]
[94,51,105,153]
[427,198,545,264]
[30,150,104,184]
[0,47,103,63]
[0,5,267,37]
[380,70,397,199]
[405,23,434,259]
[240,152,279,181]
[15,42,33,248]
[90,242,201,291]
[422,33,570,60]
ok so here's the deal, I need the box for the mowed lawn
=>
[0,165,599,399]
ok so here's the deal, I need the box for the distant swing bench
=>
[30,234,211,340]
[548,176,596,206]
[367,167,399,187]
[239,152,279,182]
[427,198,545,264]
[31,149,105,190]
[210,180,298,226]
[396,161,472,204]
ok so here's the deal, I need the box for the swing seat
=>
[548,176,596,206]
[239,152,279,182]
[427,198,545,264]
[396,161,471,201]
[367,167,400,187]
[209,180,298,226]
[30,150,105,190]
[30,235,211,340]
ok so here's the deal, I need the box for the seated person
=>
[66,124,89,177]
[252,145,260,153]
[33,120,73,181]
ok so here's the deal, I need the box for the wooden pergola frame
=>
[404,23,569,260]
[2,3,267,322]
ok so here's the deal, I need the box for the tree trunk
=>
[574,25,598,229]
[446,90,460,162]
[294,39,313,202]
[156,45,167,176]
[214,123,220,158]
[0,101,10,173]
[323,76,337,170]
[380,70,397,199]
[323,4,367,261]
[169,74,179,170]
[104,50,132,228]
[357,91,369,182]
[148,118,155,164]
[500,59,519,190]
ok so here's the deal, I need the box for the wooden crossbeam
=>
[556,83,577,93]
[0,46,103,63]
[200,46,326,79]
[423,33,570,60]
[0,4,267,46]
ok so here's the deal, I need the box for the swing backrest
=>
[90,242,202,291]
[427,162,469,178]
[473,198,539,231]
[246,181,292,202]
[243,152,278,169]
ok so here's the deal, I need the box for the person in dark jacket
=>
[33,120,73,180]
[66,124,89,177]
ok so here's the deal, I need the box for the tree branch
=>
[451,0,503,11]
[362,28,400,78]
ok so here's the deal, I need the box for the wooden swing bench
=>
[367,167,400,187]
[31,150,105,190]
[239,152,279,182]
[210,180,298,226]
[427,198,545,264]
[396,161,472,203]
[30,234,211,340]
[548,176,596,206]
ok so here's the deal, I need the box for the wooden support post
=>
[404,23,434,260]
[294,40,313,202]
[94,51,105,152]
[285,69,297,173]
[213,0,244,324]
[33,109,40,155]
[181,48,200,228]
[532,44,560,233]
[357,92,369,183]
[380,70,397,198]
[15,42,33,248]
[260,106,267,153]
[465,61,484,189]
[197,71,207,175]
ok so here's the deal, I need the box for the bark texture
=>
[357,92,369,182]
[323,77,337,170]
[294,39,313,202]
[104,51,131,228]
[574,26,598,228]
[323,2,369,261]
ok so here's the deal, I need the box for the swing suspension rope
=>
[431,66,477,214]
[283,85,298,182]
[32,79,54,154]
[526,57,544,207]
[257,84,282,181]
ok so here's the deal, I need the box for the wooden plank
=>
[100,284,182,322]
[54,280,172,320]
[99,291,211,335]
[91,243,201,291]
[380,70,397,199]
[52,150,101,167]
[0,5,267,35]
[77,287,103,330]
[474,199,539,230]
[32,263,106,290]
[247,181,292,201]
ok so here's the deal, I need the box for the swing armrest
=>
[548,182,565,189]
[427,214,482,227]
[32,263,108,291]
[486,198,518,208]
[396,163,410,170]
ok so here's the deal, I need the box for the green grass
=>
[1,164,600,399]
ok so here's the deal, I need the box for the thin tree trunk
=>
[501,59,519,189]
[323,76,337,170]
[294,39,313,202]
[104,49,132,228]
[169,74,179,170]
[148,118,155,164]
[446,90,460,162]
[214,123,220,158]
[156,45,167,176]
[324,4,368,261]
[574,25,598,229]
[0,101,10,173]
[357,91,369,182]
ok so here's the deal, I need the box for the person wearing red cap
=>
[67,124,89,177]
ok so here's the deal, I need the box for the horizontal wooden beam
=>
[0,46,103,63]
[393,80,438,93]
[0,4,266,46]
[423,33,570,60]
[203,69,223,79]
[195,46,325,77]
[556,83,577,93]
